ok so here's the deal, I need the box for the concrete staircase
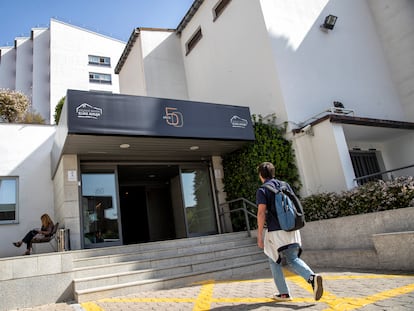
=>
[72,232,268,302]
[0,231,268,310]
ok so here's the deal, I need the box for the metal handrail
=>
[218,197,257,237]
[354,163,414,185]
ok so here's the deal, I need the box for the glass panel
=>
[181,167,217,236]
[81,173,120,247]
[0,178,17,222]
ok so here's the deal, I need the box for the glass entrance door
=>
[81,173,121,248]
[181,165,217,237]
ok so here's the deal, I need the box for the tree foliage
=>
[0,89,30,122]
[54,96,65,124]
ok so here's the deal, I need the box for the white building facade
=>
[117,0,414,195]
[0,19,125,123]
[0,0,413,258]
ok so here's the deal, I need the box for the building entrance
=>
[80,162,218,249]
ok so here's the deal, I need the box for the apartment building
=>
[0,19,125,123]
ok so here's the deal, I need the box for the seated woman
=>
[13,213,54,255]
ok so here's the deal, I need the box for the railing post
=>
[243,200,251,237]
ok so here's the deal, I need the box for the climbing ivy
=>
[222,115,301,231]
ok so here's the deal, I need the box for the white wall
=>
[368,0,414,121]
[0,124,55,258]
[179,0,285,117]
[49,19,125,123]
[118,34,147,96]
[14,37,32,98]
[31,28,50,120]
[140,29,188,99]
[261,0,405,126]
[0,47,16,90]
[293,120,352,195]
[381,132,414,178]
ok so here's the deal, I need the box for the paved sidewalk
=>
[10,268,414,311]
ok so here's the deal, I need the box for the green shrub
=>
[222,115,300,231]
[302,176,414,221]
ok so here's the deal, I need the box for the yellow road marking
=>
[80,273,414,311]
[80,302,105,311]
[321,283,414,311]
[193,279,215,311]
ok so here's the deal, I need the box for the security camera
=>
[301,124,312,132]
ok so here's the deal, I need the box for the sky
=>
[0,0,195,46]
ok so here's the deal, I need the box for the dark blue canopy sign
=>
[65,90,255,140]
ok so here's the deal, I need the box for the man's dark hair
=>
[258,162,275,179]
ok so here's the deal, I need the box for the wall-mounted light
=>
[321,14,338,31]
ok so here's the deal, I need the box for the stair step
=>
[73,243,260,278]
[73,250,266,290]
[75,259,268,302]
[71,232,266,303]
[73,237,256,269]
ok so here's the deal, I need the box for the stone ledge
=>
[372,231,414,271]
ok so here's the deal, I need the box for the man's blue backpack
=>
[263,182,305,232]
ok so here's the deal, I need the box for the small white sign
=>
[214,169,222,179]
[67,170,77,182]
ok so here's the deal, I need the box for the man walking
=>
[256,162,323,301]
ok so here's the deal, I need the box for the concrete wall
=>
[53,154,81,251]
[301,207,414,250]
[301,207,414,271]
[0,124,55,258]
[249,207,414,271]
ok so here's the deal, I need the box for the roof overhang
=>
[51,90,255,177]
[293,113,414,142]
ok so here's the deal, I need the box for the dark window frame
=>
[0,176,18,224]
[350,150,382,185]
[213,0,232,21]
[185,27,203,56]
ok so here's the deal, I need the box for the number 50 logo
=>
[163,107,184,127]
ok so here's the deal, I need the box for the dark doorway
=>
[119,186,149,244]
[118,165,180,244]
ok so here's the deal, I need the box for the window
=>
[186,27,203,55]
[0,177,18,223]
[89,72,112,84]
[350,150,382,185]
[213,0,232,21]
[88,55,111,67]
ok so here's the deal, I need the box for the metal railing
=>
[218,197,257,237]
[353,163,414,186]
